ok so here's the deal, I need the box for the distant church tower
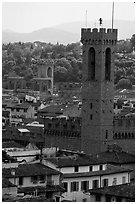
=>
[81,28,117,154]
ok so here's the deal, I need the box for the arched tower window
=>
[47,67,52,77]
[88,47,95,80]
[105,48,111,81]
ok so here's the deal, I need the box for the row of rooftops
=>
[2,163,132,179]
[2,142,135,166]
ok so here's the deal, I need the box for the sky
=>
[2,1,135,33]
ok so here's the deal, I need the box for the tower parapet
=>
[81,28,117,46]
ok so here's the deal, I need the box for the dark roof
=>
[46,155,105,168]
[2,178,16,188]
[6,103,30,110]
[92,150,135,164]
[26,101,41,107]
[63,164,133,179]
[2,150,17,163]
[2,141,24,149]
[38,105,64,114]
[86,182,135,200]
[2,110,10,117]
[3,163,61,178]
[18,185,65,194]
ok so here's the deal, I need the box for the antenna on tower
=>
[85,10,87,27]
[94,19,96,28]
[112,2,114,30]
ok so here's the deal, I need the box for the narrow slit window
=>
[105,48,111,81]
[88,47,95,80]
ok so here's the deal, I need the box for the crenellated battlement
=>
[32,59,54,66]
[81,27,117,45]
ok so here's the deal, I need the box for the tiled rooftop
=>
[86,181,135,199]
[46,154,104,168]
[3,163,61,178]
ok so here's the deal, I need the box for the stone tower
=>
[33,59,54,95]
[81,28,117,155]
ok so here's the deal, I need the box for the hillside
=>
[2,28,79,45]
[2,20,135,44]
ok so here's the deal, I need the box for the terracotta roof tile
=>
[86,182,135,199]
[3,163,61,178]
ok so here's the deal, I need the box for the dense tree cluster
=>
[2,35,135,88]
[2,41,82,84]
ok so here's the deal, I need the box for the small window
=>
[112,178,117,185]
[16,108,19,112]
[19,177,23,186]
[90,114,92,120]
[55,196,60,202]
[24,109,27,112]
[74,166,79,172]
[81,181,89,191]
[90,103,92,109]
[63,182,68,192]
[70,182,79,192]
[122,176,126,184]
[39,175,45,183]
[89,166,93,171]
[102,178,108,187]
[31,175,38,183]
[92,180,99,189]
[99,165,103,171]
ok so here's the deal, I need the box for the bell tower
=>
[81,28,117,154]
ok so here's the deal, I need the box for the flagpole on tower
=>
[85,10,87,28]
[112,2,114,30]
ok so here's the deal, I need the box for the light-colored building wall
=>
[9,174,60,188]
[2,163,19,169]
[60,167,74,174]
[61,171,129,202]
[7,150,40,162]
[6,106,35,119]
[101,172,129,187]
[59,164,106,174]
[52,175,60,185]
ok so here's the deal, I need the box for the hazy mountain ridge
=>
[2,20,135,44]
[55,20,135,40]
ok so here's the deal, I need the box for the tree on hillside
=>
[116,78,132,90]
[130,34,135,51]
